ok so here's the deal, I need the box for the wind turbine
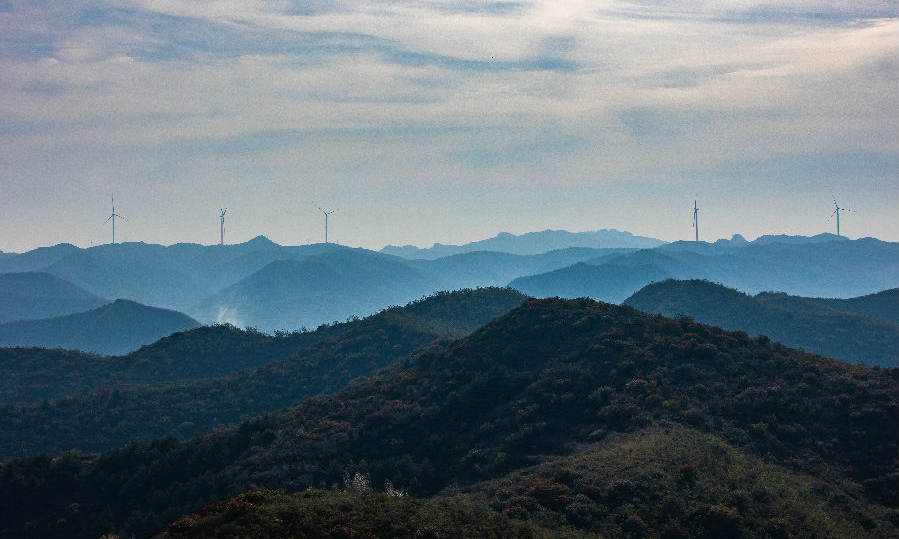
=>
[220,208,227,246]
[692,197,699,243]
[316,205,338,244]
[828,198,851,237]
[103,197,127,245]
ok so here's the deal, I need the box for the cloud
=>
[0,0,895,251]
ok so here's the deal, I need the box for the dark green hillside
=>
[0,272,108,321]
[0,323,340,406]
[155,488,589,539]
[623,279,898,366]
[756,288,899,325]
[510,261,672,303]
[0,288,527,457]
[0,300,201,356]
[0,288,524,408]
[1,298,894,539]
[460,424,890,539]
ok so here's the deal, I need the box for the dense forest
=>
[623,280,899,366]
[0,288,528,457]
[1,296,894,538]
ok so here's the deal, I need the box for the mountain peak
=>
[246,235,278,246]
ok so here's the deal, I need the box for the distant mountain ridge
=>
[381,229,665,259]
[0,299,200,356]
[517,237,898,301]
[623,279,899,366]
[0,272,108,321]
[191,249,445,332]
[0,232,896,336]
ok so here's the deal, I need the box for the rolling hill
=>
[510,261,673,303]
[755,287,899,325]
[0,272,108,321]
[190,249,445,332]
[1,297,893,539]
[516,237,899,302]
[0,288,527,458]
[623,279,898,366]
[0,322,356,406]
[406,248,634,291]
[0,300,200,356]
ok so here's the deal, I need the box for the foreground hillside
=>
[624,280,899,366]
[0,288,527,457]
[1,297,894,538]
[0,300,200,356]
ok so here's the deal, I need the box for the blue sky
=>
[1,0,896,252]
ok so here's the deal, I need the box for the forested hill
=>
[756,287,899,325]
[0,323,344,406]
[2,297,894,539]
[623,279,898,366]
[0,288,528,457]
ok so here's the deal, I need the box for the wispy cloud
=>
[0,0,895,251]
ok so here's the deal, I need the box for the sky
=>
[1,0,897,253]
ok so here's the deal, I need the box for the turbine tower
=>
[692,197,699,243]
[220,208,227,246]
[829,198,850,237]
[103,197,127,245]
[316,205,338,244]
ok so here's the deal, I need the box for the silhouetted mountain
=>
[0,238,349,314]
[382,229,665,259]
[41,243,208,311]
[406,247,633,290]
[519,237,898,300]
[191,249,444,332]
[0,288,528,458]
[0,300,200,356]
[0,243,80,273]
[2,298,893,538]
[751,232,848,245]
[624,279,898,366]
[756,287,899,325]
[0,272,108,321]
[510,261,673,303]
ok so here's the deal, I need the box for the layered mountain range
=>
[0,230,896,356]
[0,290,894,539]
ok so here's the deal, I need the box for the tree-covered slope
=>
[0,288,527,457]
[0,323,346,406]
[1,297,894,539]
[623,279,898,366]
[0,300,201,356]
[756,287,899,325]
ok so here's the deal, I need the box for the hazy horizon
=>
[1,226,895,255]
[2,1,896,253]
